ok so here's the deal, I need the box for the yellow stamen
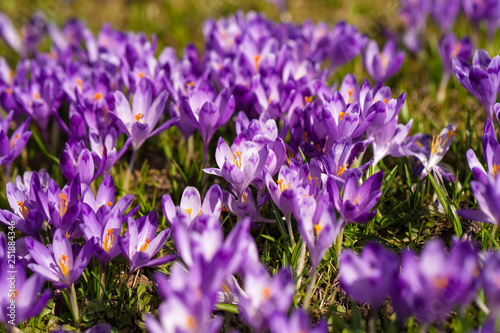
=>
[59,254,69,276]
[134,113,143,122]
[186,208,193,215]
[104,228,114,252]
[308,172,312,181]
[434,276,449,289]
[347,89,354,104]
[262,286,271,301]
[66,232,70,238]
[139,238,150,252]
[253,55,261,70]
[339,111,346,120]
[10,134,20,149]
[314,224,323,236]
[59,193,68,217]
[277,179,285,192]
[337,164,348,176]
[353,195,360,204]
[221,283,231,293]
[242,192,247,203]
[232,150,242,168]
[17,201,28,219]
[492,164,500,177]
[383,98,389,105]
[304,96,313,106]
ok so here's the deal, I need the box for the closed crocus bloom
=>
[458,174,500,225]
[372,118,414,166]
[439,33,473,77]
[328,22,368,71]
[0,114,31,176]
[204,136,268,199]
[321,137,371,181]
[60,137,102,184]
[400,0,431,52]
[297,194,342,270]
[466,119,500,184]
[362,40,405,84]
[453,50,500,121]
[339,242,398,309]
[328,171,383,225]
[432,0,461,32]
[481,252,500,317]
[26,229,94,289]
[392,239,479,323]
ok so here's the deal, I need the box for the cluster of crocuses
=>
[0,4,498,332]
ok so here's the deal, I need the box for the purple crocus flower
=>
[0,113,31,176]
[162,184,223,227]
[328,171,383,225]
[119,211,177,273]
[25,229,94,288]
[439,34,473,78]
[339,241,399,309]
[458,174,500,226]
[239,263,295,332]
[0,234,50,327]
[453,50,500,121]
[400,0,431,52]
[321,137,371,181]
[223,188,275,223]
[431,0,461,32]
[328,22,368,71]
[372,118,414,166]
[113,78,178,152]
[466,119,500,184]
[438,33,474,101]
[409,124,457,180]
[463,0,500,37]
[270,309,328,333]
[60,137,104,185]
[297,194,342,270]
[481,252,500,318]
[181,79,235,152]
[362,40,405,84]
[392,238,479,323]
[204,136,268,199]
[89,129,132,177]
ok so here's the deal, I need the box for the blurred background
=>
[0,0,401,54]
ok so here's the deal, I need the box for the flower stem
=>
[124,149,137,192]
[286,214,296,247]
[66,283,80,326]
[295,241,307,289]
[302,267,317,309]
[335,228,344,265]
[437,73,450,104]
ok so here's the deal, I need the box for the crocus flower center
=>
[337,163,348,176]
[76,78,82,92]
[253,55,261,70]
[277,179,290,192]
[431,130,455,154]
[262,286,271,301]
[304,131,309,142]
[433,276,449,289]
[6,88,12,94]
[59,254,69,276]
[383,98,389,105]
[139,238,150,252]
[492,164,500,177]
[314,223,323,236]
[10,134,20,149]
[232,150,242,168]
[107,201,112,207]
[304,96,313,106]
[381,54,388,69]
[347,89,354,104]
[66,232,71,238]
[186,315,196,331]
[17,200,28,219]
[138,72,145,79]
[353,195,360,204]
[186,208,193,215]
[59,193,68,217]
[339,111,346,120]
[94,92,102,101]
[104,228,114,252]
[242,192,248,203]
[33,92,40,100]
[221,283,231,293]
[186,81,195,87]
[451,43,462,58]
[134,113,143,122]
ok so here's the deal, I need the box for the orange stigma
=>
[262,286,271,301]
[304,96,313,106]
[134,113,143,122]
[59,193,68,217]
[138,72,145,78]
[104,228,114,252]
[186,208,193,215]
[10,134,20,149]
[253,54,261,70]
[94,92,102,101]
[59,254,69,276]
[337,164,348,176]
[139,238,150,252]
[492,164,500,177]
[353,195,360,204]
[347,89,354,104]
[314,223,323,236]
[186,81,195,87]
[17,201,28,219]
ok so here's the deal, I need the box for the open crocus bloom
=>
[26,229,94,288]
